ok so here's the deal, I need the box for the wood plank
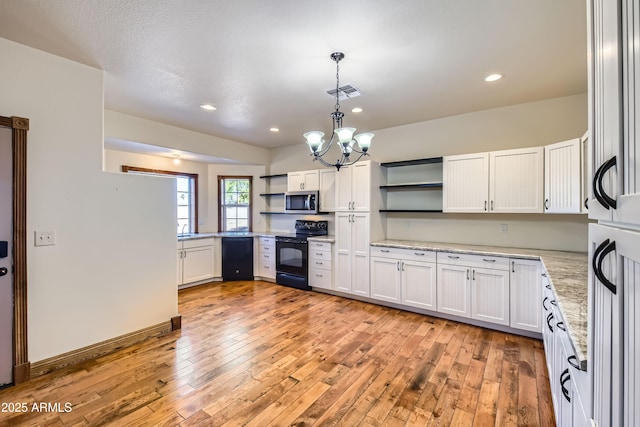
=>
[0,281,554,426]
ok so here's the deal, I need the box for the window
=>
[121,165,198,235]
[218,176,252,232]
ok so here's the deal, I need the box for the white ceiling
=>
[0,0,587,151]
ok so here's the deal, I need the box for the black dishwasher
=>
[221,237,254,281]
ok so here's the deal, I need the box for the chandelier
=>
[303,52,374,170]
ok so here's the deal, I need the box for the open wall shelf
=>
[259,192,285,197]
[380,182,443,190]
[380,157,443,168]
[259,173,288,179]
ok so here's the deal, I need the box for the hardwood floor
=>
[0,281,555,426]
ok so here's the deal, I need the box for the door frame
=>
[0,115,29,384]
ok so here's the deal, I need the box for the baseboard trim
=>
[14,362,31,384]
[30,320,175,378]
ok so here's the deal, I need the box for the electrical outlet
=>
[35,231,56,246]
[500,224,508,234]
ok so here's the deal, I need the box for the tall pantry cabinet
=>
[334,161,385,296]
[588,0,640,425]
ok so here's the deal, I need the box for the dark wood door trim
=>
[1,115,30,384]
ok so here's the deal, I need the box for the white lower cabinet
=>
[510,258,542,332]
[255,236,275,280]
[436,252,509,326]
[542,269,591,427]
[335,212,370,296]
[309,240,332,290]
[177,238,215,287]
[370,247,437,309]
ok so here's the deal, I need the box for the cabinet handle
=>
[264,255,270,258]
[448,255,460,259]
[546,312,554,332]
[401,261,405,271]
[541,273,547,277]
[592,239,617,294]
[472,269,475,280]
[550,299,557,307]
[491,200,494,211]
[397,261,400,271]
[316,252,323,256]
[466,269,470,280]
[316,273,323,277]
[264,266,270,269]
[567,355,581,371]
[380,249,390,253]
[592,156,617,209]
[414,252,425,256]
[512,261,515,273]
[316,261,323,265]
[484,200,487,211]
[542,296,549,311]
[556,321,566,332]
[544,198,549,210]
[584,198,589,210]
[482,258,496,263]
[560,368,571,403]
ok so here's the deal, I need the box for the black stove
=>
[276,220,329,243]
[275,220,328,290]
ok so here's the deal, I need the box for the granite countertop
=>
[371,239,589,369]
[178,231,284,241]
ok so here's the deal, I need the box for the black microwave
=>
[284,191,318,214]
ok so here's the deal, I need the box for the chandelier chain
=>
[335,60,341,112]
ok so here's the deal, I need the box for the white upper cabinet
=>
[544,138,582,214]
[587,0,640,225]
[581,131,591,213]
[443,153,490,213]
[287,169,319,192]
[318,169,336,212]
[444,147,543,213]
[490,146,544,213]
[336,161,373,211]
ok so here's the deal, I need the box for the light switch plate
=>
[35,231,56,246]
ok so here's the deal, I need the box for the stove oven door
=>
[275,238,308,277]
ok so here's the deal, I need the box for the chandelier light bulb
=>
[303,131,325,153]
[354,133,374,152]
[334,127,356,144]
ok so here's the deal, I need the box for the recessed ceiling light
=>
[270,127,279,132]
[484,74,503,82]
[200,104,217,111]
[352,107,363,113]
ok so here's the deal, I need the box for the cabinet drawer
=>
[258,261,275,278]
[258,252,275,263]
[258,236,275,247]
[371,246,436,263]
[309,241,331,251]
[309,248,332,261]
[310,258,331,270]
[259,243,275,255]
[309,268,331,288]
[182,237,215,249]
[437,251,509,270]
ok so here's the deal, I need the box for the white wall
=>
[0,37,178,362]
[104,149,211,231]
[270,94,590,251]
[105,110,271,166]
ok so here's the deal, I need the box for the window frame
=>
[121,165,198,234]
[218,175,253,232]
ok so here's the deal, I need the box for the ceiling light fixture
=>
[173,154,181,165]
[352,107,363,113]
[270,127,279,132]
[303,52,374,170]
[484,73,503,82]
[200,104,217,111]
